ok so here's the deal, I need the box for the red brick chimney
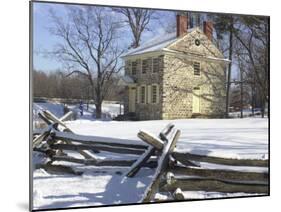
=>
[176,14,188,37]
[203,21,213,41]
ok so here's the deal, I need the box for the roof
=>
[122,31,178,57]
[117,75,135,86]
[122,28,229,63]
[122,28,202,57]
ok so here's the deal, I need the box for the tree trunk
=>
[261,97,265,118]
[225,22,233,118]
[95,103,102,119]
[240,69,244,118]
[251,84,255,116]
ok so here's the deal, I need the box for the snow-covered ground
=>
[229,108,267,118]
[66,118,268,160]
[33,102,123,125]
[33,117,268,210]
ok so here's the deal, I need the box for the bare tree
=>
[234,17,269,117]
[48,6,124,118]
[210,15,236,117]
[113,8,155,48]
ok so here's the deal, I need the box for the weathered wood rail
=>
[33,109,269,202]
[172,152,268,167]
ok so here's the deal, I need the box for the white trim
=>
[131,60,137,75]
[122,50,165,60]
[151,83,159,104]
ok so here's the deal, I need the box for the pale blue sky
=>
[32,2,176,72]
[32,2,241,79]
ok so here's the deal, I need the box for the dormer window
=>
[193,62,201,76]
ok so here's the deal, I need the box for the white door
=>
[192,87,201,113]
[129,87,136,112]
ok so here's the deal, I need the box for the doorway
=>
[192,87,201,113]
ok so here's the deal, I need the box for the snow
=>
[33,102,123,124]
[33,117,268,210]
[122,28,202,57]
[33,165,155,209]
[66,118,268,160]
[195,162,268,173]
[229,109,266,118]
[154,191,265,201]
[181,191,264,199]
[54,130,147,146]
[34,102,64,118]
[122,32,177,57]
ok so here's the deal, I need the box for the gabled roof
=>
[121,31,178,57]
[122,28,197,57]
[122,28,229,63]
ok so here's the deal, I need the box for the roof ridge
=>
[122,27,197,57]
[124,32,176,56]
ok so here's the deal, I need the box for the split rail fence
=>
[33,110,269,202]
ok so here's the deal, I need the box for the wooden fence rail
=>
[32,110,269,202]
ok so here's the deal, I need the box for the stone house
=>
[120,14,230,120]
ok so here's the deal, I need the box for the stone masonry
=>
[122,20,228,120]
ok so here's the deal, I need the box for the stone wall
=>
[162,54,226,119]
[123,28,227,120]
[124,55,164,120]
[168,28,224,59]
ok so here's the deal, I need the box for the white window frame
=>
[131,60,137,75]
[151,84,159,104]
[142,59,148,74]
[140,85,146,104]
[152,57,159,73]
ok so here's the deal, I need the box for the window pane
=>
[194,62,200,75]
[152,85,157,103]
[141,86,146,103]
[153,58,159,73]
[132,61,137,75]
[142,59,148,74]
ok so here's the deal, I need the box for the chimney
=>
[176,14,188,37]
[203,21,213,41]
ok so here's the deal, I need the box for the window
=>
[159,56,164,72]
[152,85,158,103]
[147,85,151,104]
[132,61,137,75]
[125,61,131,75]
[141,86,146,104]
[153,58,159,73]
[142,59,148,74]
[193,62,200,76]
